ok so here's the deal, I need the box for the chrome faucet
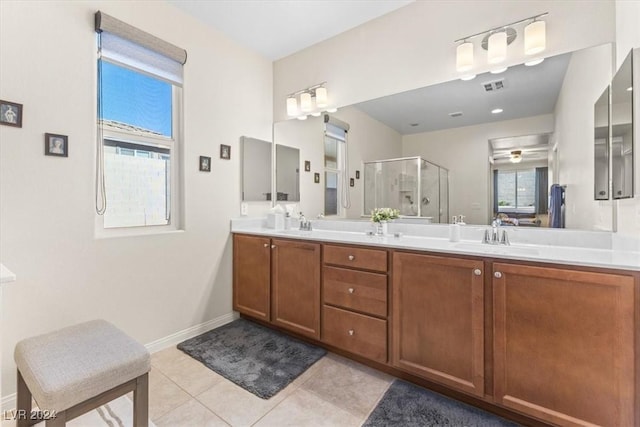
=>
[483,220,509,245]
[299,213,312,231]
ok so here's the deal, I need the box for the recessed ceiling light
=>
[627,86,633,92]
[525,58,544,66]
[460,74,476,81]
[490,67,508,74]
[491,108,503,114]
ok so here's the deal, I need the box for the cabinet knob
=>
[473,269,482,276]
[263,243,269,248]
[348,255,355,261]
[271,245,276,249]
[348,329,355,336]
[348,287,355,294]
[494,272,502,279]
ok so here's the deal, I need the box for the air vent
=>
[482,79,506,92]
[449,111,463,118]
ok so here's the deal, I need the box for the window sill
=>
[94,227,184,240]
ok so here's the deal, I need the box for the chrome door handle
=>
[494,272,502,279]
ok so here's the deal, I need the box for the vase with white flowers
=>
[370,207,400,235]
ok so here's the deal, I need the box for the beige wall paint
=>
[273,0,616,122]
[0,0,272,397]
[402,114,554,225]
[273,106,402,219]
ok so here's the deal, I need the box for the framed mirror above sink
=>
[241,136,272,202]
[611,50,634,199]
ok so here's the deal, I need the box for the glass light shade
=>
[326,107,338,113]
[510,155,522,163]
[524,20,546,55]
[315,87,328,107]
[456,42,474,72]
[286,97,297,116]
[487,32,507,64]
[525,58,544,66]
[300,92,313,112]
[297,115,308,120]
[460,74,476,81]
[311,112,322,117]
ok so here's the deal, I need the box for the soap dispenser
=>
[449,216,461,242]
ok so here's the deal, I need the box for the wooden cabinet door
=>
[392,252,485,397]
[493,263,635,427]
[271,239,321,339]
[233,234,271,321]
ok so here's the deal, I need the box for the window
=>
[324,134,340,216]
[496,169,536,212]
[323,118,351,216]
[95,11,186,230]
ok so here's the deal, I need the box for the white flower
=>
[370,208,400,223]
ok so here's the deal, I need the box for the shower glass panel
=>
[364,156,449,222]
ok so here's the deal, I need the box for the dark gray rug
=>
[363,380,520,427]
[177,319,326,399]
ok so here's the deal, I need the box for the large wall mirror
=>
[241,136,272,201]
[275,144,300,202]
[611,50,634,199]
[594,87,610,200]
[273,43,615,231]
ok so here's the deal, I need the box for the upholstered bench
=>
[14,320,150,427]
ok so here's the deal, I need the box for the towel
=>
[549,184,564,228]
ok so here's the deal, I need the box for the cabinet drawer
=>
[322,305,387,363]
[323,266,387,318]
[323,244,387,272]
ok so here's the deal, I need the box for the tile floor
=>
[149,347,394,427]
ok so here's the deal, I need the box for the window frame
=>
[495,168,536,214]
[96,59,183,236]
[323,133,342,217]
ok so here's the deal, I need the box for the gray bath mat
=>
[363,380,520,427]
[177,318,326,399]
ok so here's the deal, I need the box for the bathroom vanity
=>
[231,220,639,427]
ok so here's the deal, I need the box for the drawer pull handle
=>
[348,287,355,294]
[473,269,482,276]
[348,255,355,261]
[348,329,355,336]
[271,245,276,249]
[263,243,269,248]
[494,272,502,279]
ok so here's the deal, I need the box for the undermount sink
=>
[454,242,540,257]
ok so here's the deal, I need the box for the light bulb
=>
[488,31,507,64]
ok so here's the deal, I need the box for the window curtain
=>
[492,169,499,216]
[535,167,548,214]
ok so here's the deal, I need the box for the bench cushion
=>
[14,320,150,411]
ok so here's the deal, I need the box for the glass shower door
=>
[420,160,440,221]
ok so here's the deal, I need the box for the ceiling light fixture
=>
[454,12,548,76]
[525,58,544,66]
[491,108,504,114]
[510,150,523,163]
[286,83,336,119]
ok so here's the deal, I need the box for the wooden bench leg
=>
[45,410,65,427]
[16,370,32,427]
[133,373,149,427]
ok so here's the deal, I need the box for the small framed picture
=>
[220,144,231,160]
[199,156,211,172]
[355,170,360,179]
[0,100,23,128]
[44,133,68,157]
[304,160,311,172]
[350,178,355,187]
[314,173,320,184]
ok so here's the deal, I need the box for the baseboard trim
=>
[1,312,238,412]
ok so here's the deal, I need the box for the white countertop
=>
[0,263,16,283]
[231,218,640,272]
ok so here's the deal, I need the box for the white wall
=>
[554,44,613,231]
[402,114,554,225]
[273,106,402,218]
[273,1,616,122]
[0,0,272,398]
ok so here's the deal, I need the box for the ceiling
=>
[354,52,571,136]
[168,0,414,60]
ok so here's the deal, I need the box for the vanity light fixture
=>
[454,12,548,77]
[286,83,336,119]
[491,108,504,114]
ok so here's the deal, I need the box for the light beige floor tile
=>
[151,346,191,370]
[301,353,392,418]
[149,370,191,421]
[196,379,291,427]
[254,388,361,427]
[153,355,226,396]
[155,398,229,427]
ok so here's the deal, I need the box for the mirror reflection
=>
[611,51,634,199]
[275,144,300,201]
[594,87,609,200]
[241,136,272,201]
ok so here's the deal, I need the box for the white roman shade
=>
[95,11,187,85]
